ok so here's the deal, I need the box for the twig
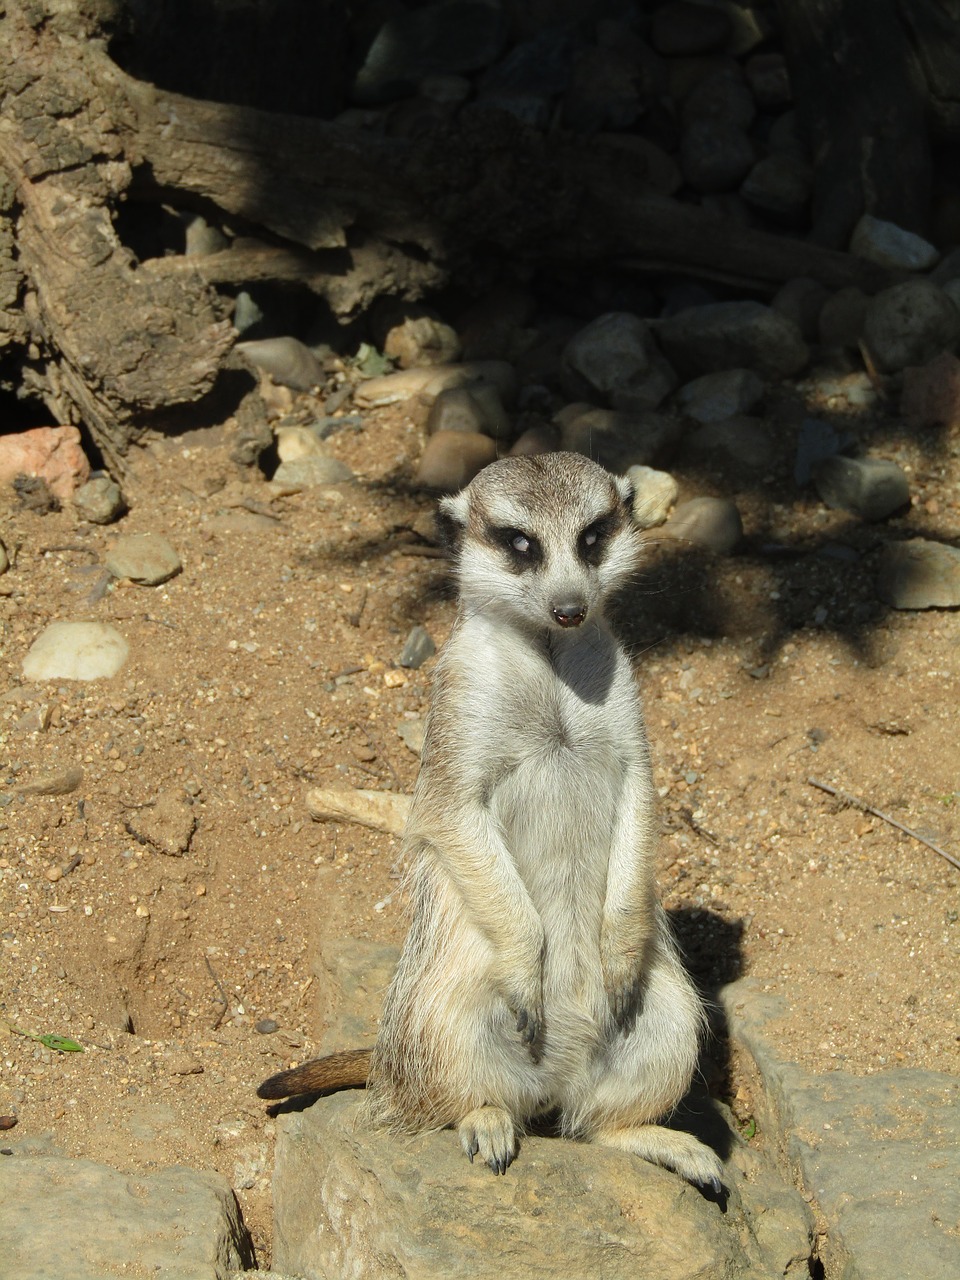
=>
[203,956,230,1030]
[808,777,960,872]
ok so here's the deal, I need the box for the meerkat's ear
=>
[435,491,470,555]
[614,472,636,513]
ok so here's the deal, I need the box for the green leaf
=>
[37,1034,84,1053]
[741,1117,756,1140]
[353,342,393,378]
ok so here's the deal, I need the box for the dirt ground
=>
[1,387,958,1266]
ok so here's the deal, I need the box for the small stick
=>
[808,777,960,872]
[204,956,231,1030]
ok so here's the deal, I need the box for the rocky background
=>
[2,1,960,1278]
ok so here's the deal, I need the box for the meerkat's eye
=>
[583,529,599,548]
[511,532,532,553]
[578,512,619,564]
[489,525,543,570]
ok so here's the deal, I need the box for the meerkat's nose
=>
[551,602,587,628]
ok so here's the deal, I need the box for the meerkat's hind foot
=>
[592,1124,724,1193]
[458,1105,517,1176]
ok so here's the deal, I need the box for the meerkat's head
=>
[437,452,640,634]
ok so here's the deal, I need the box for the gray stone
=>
[818,286,868,350]
[353,0,507,105]
[850,214,940,272]
[72,475,124,524]
[271,456,354,488]
[744,52,791,108]
[427,384,511,440]
[740,152,812,221]
[863,279,960,373]
[651,1,731,55]
[396,717,426,756]
[557,406,683,471]
[232,290,264,335]
[772,277,831,343]
[657,302,809,379]
[724,978,960,1280]
[22,621,130,682]
[624,465,678,529]
[687,416,775,472]
[812,455,910,521]
[876,538,960,609]
[105,533,181,585]
[0,1156,253,1280]
[662,497,743,553]
[399,625,436,669]
[676,368,764,423]
[680,119,756,194]
[562,312,678,412]
[272,1090,810,1280]
[236,337,323,391]
[416,430,498,492]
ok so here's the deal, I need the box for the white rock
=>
[850,215,940,272]
[625,465,678,528]
[22,622,130,682]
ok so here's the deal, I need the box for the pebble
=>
[676,368,764,423]
[0,425,90,502]
[863,279,960,374]
[657,301,808,378]
[383,314,462,368]
[22,621,130,682]
[900,350,960,431]
[397,626,435,671]
[557,406,682,471]
[680,118,755,194]
[236,337,323,391]
[106,533,182,585]
[624,465,678,529]
[17,765,84,797]
[415,430,498,492]
[877,539,960,609]
[662,497,743,553]
[562,312,677,412]
[687,415,776,472]
[426,384,511,440]
[271,456,354,488]
[255,1019,279,1035]
[850,214,940,272]
[813,456,910,521]
[72,475,125,524]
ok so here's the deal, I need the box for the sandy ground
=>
[1,391,958,1265]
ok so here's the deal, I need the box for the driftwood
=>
[1,0,905,471]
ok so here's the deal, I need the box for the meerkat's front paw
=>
[459,1105,517,1175]
[494,952,545,1061]
[601,951,644,1029]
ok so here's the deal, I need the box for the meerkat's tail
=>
[256,1048,372,1100]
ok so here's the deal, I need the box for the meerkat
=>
[259,451,723,1191]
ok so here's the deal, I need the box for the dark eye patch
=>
[487,524,544,572]
[577,508,622,565]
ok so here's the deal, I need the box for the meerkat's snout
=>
[551,601,588,628]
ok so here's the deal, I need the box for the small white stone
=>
[22,622,130,682]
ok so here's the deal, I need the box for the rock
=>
[681,65,756,130]
[562,312,678,412]
[398,626,436,669]
[508,425,561,456]
[876,539,960,609]
[680,119,755,194]
[0,426,90,502]
[651,3,731,56]
[724,978,960,1280]
[353,0,507,105]
[205,513,279,535]
[0,1157,253,1280]
[850,214,940,272]
[676,369,764,423]
[657,302,808,379]
[22,622,130,682]
[415,430,498,492]
[273,1088,811,1280]
[625,465,678,528]
[901,350,960,430]
[275,425,326,462]
[772,277,830,343]
[126,789,197,856]
[562,44,644,132]
[105,533,182,586]
[457,285,537,362]
[662,497,743,554]
[478,28,574,108]
[305,788,411,836]
[744,52,791,108]
[812,456,910,521]
[687,416,775,472]
[232,290,264,335]
[794,418,854,487]
[236,337,323,391]
[740,152,812,221]
[396,718,426,756]
[818,286,868,350]
[271,456,354,488]
[72,475,124,524]
[557,407,683,471]
[166,1051,203,1076]
[384,315,462,369]
[17,765,84,797]
[355,362,518,409]
[863,279,960,373]
[426,384,511,440]
[183,213,229,257]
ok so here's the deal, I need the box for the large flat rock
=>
[724,979,960,1280]
[0,1156,254,1280]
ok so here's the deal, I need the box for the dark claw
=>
[702,1176,723,1195]
[516,1009,528,1034]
